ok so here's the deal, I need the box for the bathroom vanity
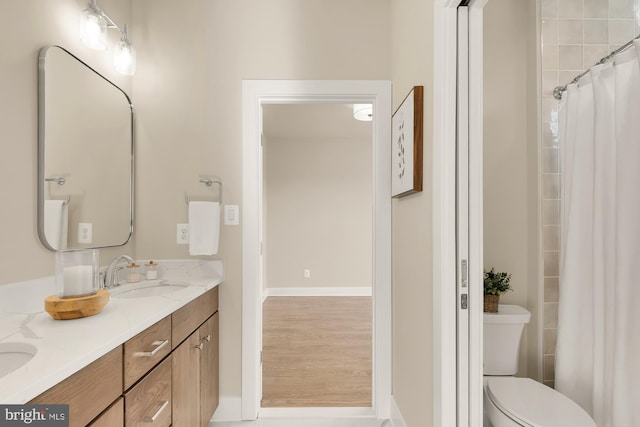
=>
[0,260,222,427]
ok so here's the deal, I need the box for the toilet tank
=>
[483,304,531,375]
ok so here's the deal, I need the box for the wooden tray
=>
[45,290,110,320]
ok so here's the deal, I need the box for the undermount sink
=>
[111,280,189,299]
[0,343,37,378]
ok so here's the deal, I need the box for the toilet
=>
[483,305,596,427]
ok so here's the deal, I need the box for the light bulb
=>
[114,36,136,75]
[80,3,107,50]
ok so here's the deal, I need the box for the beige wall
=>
[0,0,134,285]
[390,0,434,425]
[264,134,372,289]
[483,0,541,379]
[132,0,391,399]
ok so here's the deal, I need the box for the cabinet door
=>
[172,330,200,427]
[200,312,219,427]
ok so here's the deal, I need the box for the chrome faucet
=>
[104,255,135,289]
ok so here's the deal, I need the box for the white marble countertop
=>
[0,259,223,403]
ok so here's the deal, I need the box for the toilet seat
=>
[485,377,596,427]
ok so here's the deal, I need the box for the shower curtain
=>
[556,41,640,427]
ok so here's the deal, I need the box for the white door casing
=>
[242,80,392,420]
[457,7,471,425]
[468,2,486,426]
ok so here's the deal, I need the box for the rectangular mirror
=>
[38,46,134,251]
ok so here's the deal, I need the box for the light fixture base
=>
[353,104,373,121]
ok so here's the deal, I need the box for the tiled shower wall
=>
[541,0,639,388]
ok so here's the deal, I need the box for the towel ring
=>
[45,176,66,185]
[185,178,223,205]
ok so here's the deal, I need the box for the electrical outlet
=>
[177,224,189,244]
[78,223,92,244]
[304,269,311,278]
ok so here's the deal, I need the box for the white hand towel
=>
[44,200,68,250]
[188,201,220,256]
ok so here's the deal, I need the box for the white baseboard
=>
[264,287,373,297]
[213,403,380,422]
[211,395,242,422]
[390,396,407,427]
[259,407,375,418]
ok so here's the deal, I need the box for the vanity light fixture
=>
[80,0,136,75]
[353,104,373,121]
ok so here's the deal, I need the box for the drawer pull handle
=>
[134,339,169,357]
[144,400,169,423]
[202,334,211,342]
[195,342,204,351]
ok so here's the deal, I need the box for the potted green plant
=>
[484,268,512,313]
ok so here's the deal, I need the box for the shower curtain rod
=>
[553,33,640,100]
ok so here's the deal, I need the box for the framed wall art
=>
[392,85,423,198]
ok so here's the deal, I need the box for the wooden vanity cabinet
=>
[29,347,123,427]
[172,288,219,427]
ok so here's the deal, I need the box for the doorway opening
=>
[261,103,374,409]
[242,80,392,420]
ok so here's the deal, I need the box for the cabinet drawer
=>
[124,316,171,389]
[172,287,218,348]
[88,397,123,427]
[125,356,171,427]
[30,347,123,427]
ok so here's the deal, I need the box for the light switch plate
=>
[224,205,240,225]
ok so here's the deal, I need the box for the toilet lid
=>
[486,377,596,427]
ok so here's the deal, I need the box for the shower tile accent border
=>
[540,0,638,389]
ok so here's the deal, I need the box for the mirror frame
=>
[37,45,135,251]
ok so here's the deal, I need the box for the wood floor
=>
[261,296,372,408]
